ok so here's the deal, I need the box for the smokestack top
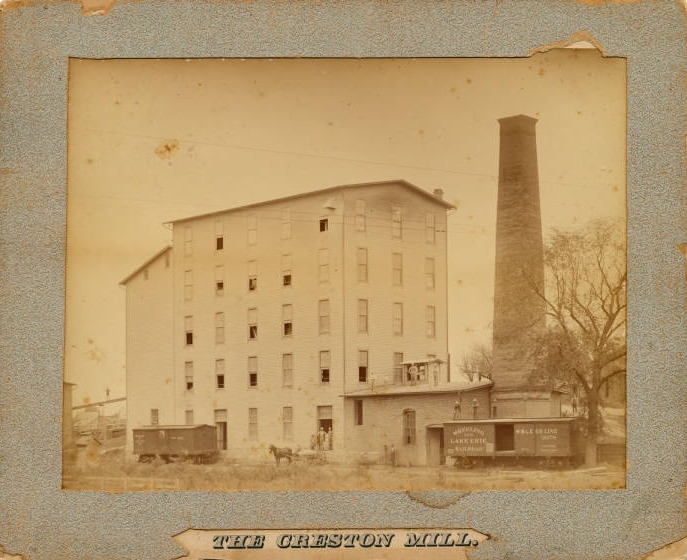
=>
[498,114,538,135]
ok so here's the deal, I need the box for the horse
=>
[269,444,293,466]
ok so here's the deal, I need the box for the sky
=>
[65,52,626,406]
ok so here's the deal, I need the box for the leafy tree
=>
[528,219,626,466]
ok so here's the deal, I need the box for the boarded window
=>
[393,303,403,335]
[184,269,193,301]
[425,257,435,289]
[426,305,436,338]
[391,205,402,238]
[392,253,403,287]
[248,408,258,440]
[283,406,294,440]
[318,249,329,283]
[183,227,192,256]
[215,312,225,344]
[282,353,293,387]
[393,352,404,384]
[403,409,416,444]
[354,400,363,426]
[357,299,368,333]
[150,409,159,426]
[318,299,330,335]
[357,248,368,282]
[425,212,436,243]
[355,199,366,231]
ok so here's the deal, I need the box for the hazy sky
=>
[65,53,626,405]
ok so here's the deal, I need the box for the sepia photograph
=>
[62,52,626,492]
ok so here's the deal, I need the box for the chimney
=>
[433,188,444,200]
[491,115,546,398]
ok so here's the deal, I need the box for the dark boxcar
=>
[133,424,219,463]
[444,417,584,467]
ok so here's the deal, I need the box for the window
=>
[248,408,258,441]
[319,218,329,232]
[393,352,404,384]
[357,248,368,283]
[247,215,257,245]
[282,353,293,387]
[215,312,225,344]
[403,409,416,444]
[318,249,329,283]
[281,209,292,239]
[357,299,368,333]
[216,359,225,389]
[425,257,436,289]
[358,350,368,383]
[426,305,436,338]
[392,253,403,287]
[317,405,333,436]
[184,270,193,301]
[184,361,194,390]
[248,356,258,387]
[215,265,224,296]
[248,260,257,291]
[282,304,293,336]
[391,205,402,238]
[282,254,292,287]
[184,227,192,256]
[215,409,227,450]
[150,409,159,426]
[283,406,294,440]
[392,303,403,335]
[426,212,436,243]
[185,410,194,425]
[248,308,258,340]
[355,199,366,232]
[216,219,224,250]
[319,351,330,383]
[184,316,193,346]
[354,399,363,426]
[318,299,330,335]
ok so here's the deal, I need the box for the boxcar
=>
[133,424,219,464]
[443,417,584,468]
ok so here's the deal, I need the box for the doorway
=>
[426,427,445,465]
[495,423,515,452]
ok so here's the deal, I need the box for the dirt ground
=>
[63,453,625,492]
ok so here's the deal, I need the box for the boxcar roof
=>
[133,424,215,430]
[444,417,580,424]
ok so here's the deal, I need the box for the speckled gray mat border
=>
[0,2,685,559]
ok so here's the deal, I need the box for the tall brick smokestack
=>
[491,115,546,395]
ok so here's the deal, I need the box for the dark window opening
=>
[321,368,330,383]
[283,273,292,286]
[358,366,368,383]
[403,409,416,444]
[319,218,329,232]
[186,380,194,390]
[216,236,224,250]
[249,325,258,339]
[495,424,515,452]
[216,281,224,295]
[216,375,225,389]
[185,332,193,345]
[354,399,363,426]
[249,373,258,387]
[248,277,257,291]
[283,322,293,336]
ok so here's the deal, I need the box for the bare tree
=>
[460,343,493,382]
[529,219,626,466]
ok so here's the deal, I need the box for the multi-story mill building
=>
[122,179,493,465]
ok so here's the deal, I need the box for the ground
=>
[63,451,624,492]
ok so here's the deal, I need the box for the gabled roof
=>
[119,246,172,286]
[166,179,455,225]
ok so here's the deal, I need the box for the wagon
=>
[443,417,585,469]
[133,424,219,464]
